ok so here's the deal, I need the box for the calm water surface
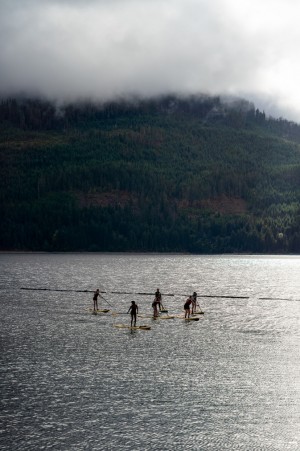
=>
[1,253,300,450]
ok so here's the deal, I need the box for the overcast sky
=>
[1,0,300,121]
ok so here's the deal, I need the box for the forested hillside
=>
[1,94,300,253]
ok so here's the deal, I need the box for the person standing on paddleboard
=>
[191,291,197,314]
[152,299,159,318]
[184,296,192,318]
[127,301,138,327]
[155,288,162,311]
[93,289,100,312]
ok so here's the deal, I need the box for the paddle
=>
[196,302,203,314]
[99,293,113,308]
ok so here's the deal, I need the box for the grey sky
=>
[1,0,300,121]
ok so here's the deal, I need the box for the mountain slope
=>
[1,95,300,253]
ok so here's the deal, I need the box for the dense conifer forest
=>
[1,94,300,253]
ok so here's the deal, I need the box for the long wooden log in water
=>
[21,287,95,293]
[258,297,299,301]
[20,287,249,299]
[20,288,300,301]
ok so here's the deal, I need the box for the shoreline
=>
[0,251,299,257]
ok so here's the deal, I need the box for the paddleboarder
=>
[184,296,192,318]
[93,288,100,312]
[152,299,159,318]
[155,288,162,311]
[127,301,138,327]
[191,291,197,314]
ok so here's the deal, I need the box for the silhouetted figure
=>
[127,301,139,326]
[191,291,197,314]
[184,296,192,318]
[93,289,100,312]
[154,288,162,311]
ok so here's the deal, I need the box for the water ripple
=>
[1,254,300,450]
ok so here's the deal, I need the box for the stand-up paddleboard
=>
[138,314,174,320]
[89,308,110,313]
[157,315,175,320]
[138,314,155,319]
[138,314,158,319]
[114,324,151,330]
[174,315,200,321]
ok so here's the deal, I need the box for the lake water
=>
[1,253,300,450]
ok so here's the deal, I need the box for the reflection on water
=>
[1,253,300,450]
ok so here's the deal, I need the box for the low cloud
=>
[1,0,300,121]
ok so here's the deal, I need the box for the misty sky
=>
[1,0,300,121]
